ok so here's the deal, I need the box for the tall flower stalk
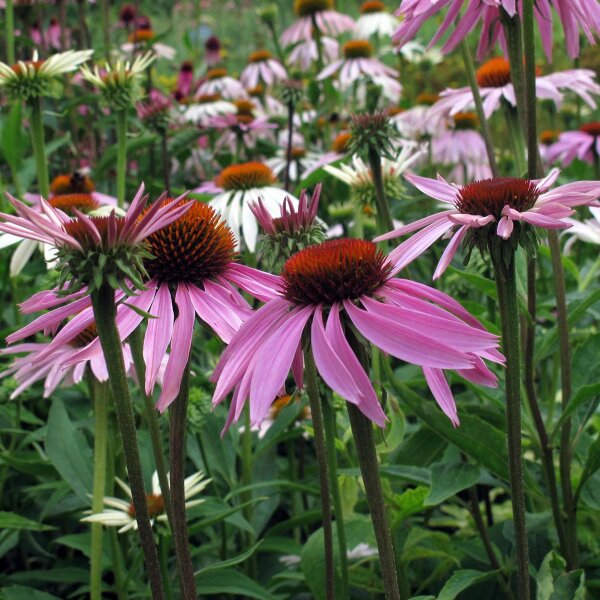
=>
[29,97,50,199]
[116,110,128,209]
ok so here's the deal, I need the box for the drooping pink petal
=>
[423,367,459,427]
[143,283,172,396]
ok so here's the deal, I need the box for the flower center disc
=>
[294,0,333,17]
[343,40,373,59]
[129,28,155,43]
[332,132,352,153]
[145,201,235,285]
[197,93,221,104]
[290,147,307,159]
[216,162,276,191]
[207,68,227,80]
[64,215,127,250]
[456,177,540,220]
[71,322,98,347]
[476,57,511,88]
[128,493,165,518]
[580,122,600,137]
[453,112,479,130]
[49,193,100,216]
[50,172,96,195]
[234,99,255,116]
[361,0,385,13]
[11,59,44,74]
[415,92,440,106]
[281,238,391,306]
[248,50,273,63]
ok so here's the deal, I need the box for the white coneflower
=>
[81,471,210,533]
[79,52,155,109]
[354,1,399,39]
[182,93,236,125]
[0,49,93,100]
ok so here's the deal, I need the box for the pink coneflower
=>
[212,238,502,430]
[0,322,133,399]
[538,129,562,166]
[176,61,195,98]
[393,93,446,140]
[204,36,222,67]
[136,89,172,128]
[240,50,287,89]
[429,58,600,122]
[104,200,278,411]
[393,0,600,60]
[122,23,176,60]
[288,36,339,71]
[376,170,600,278]
[431,112,493,184]
[281,0,355,47]
[196,68,246,100]
[317,40,400,100]
[543,123,600,167]
[303,131,353,178]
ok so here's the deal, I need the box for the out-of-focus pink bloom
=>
[281,2,355,47]
[176,61,195,97]
[30,18,66,51]
[393,0,600,60]
[429,58,600,123]
[196,68,247,100]
[136,88,172,124]
[240,50,287,89]
[250,185,321,235]
[211,238,502,431]
[431,113,493,183]
[376,169,600,278]
[318,40,400,100]
[544,123,600,167]
[538,129,562,166]
[204,35,222,67]
[303,131,352,178]
[288,37,339,71]
[183,94,236,125]
[122,24,176,60]
[563,207,600,253]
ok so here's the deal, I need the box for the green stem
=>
[459,41,499,176]
[128,327,173,527]
[169,361,197,599]
[346,331,401,600]
[89,376,109,600]
[593,150,600,181]
[368,147,394,234]
[159,534,174,600]
[161,129,170,194]
[5,0,14,66]
[322,397,349,598]
[491,253,530,599]
[284,101,294,192]
[504,103,527,176]
[311,15,324,72]
[100,0,111,60]
[522,0,538,180]
[548,230,578,569]
[523,258,569,559]
[116,110,128,209]
[108,529,128,600]
[29,98,50,199]
[90,284,165,599]
[305,344,335,600]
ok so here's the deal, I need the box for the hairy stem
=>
[492,253,530,599]
[89,376,109,600]
[284,101,295,192]
[368,148,394,234]
[322,397,349,597]
[169,361,197,599]
[116,110,128,209]
[5,0,14,65]
[161,129,171,194]
[305,344,335,600]
[459,41,499,176]
[29,98,50,199]
[90,284,165,599]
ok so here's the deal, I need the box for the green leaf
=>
[385,370,511,482]
[0,511,55,531]
[195,541,262,576]
[194,569,277,599]
[394,485,430,521]
[536,550,586,600]
[436,569,500,600]
[1,103,26,170]
[424,462,480,506]
[45,398,93,502]
[1,586,62,600]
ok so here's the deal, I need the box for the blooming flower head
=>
[0,321,133,398]
[354,1,399,39]
[137,88,173,131]
[240,50,287,89]
[288,36,339,71]
[204,35,222,67]
[251,185,326,270]
[80,52,155,109]
[393,0,600,60]
[82,471,210,533]
[429,58,600,123]
[0,184,191,293]
[544,122,600,167]
[196,67,247,101]
[318,40,401,101]
[563,207,600,252]
[122,22,176,60]
[431,112,493,183]
[212,238,502,431]
[204,162,299,252]
[0,49,93,101]
[281,0,355,47]
[183,93,236,125]
[376,170,600,278]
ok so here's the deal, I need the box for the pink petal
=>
[423,367,459,426]
[143,284,172,396]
